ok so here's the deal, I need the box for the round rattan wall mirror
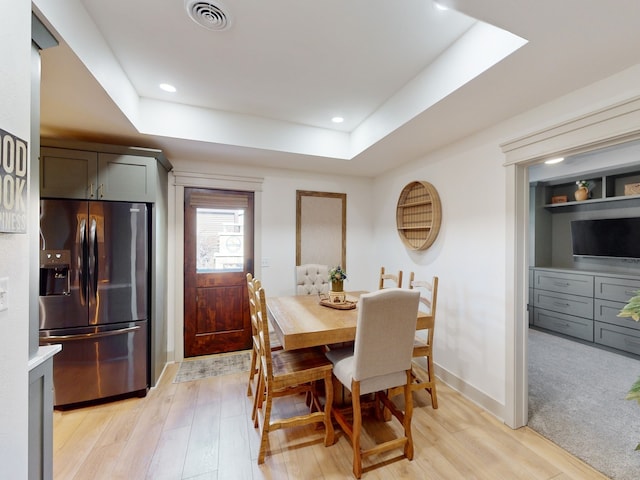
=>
[396,181,442,251]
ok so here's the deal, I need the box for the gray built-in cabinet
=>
[40,147,156,202]
[529,141,640,357]
[39,139,172,388]
[531,268,640,356]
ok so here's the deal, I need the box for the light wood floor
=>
[52,362,609,480]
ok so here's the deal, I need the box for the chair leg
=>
[257,387,273,465]
[323,371,335,446]
[427,356,438,409]
[247,345,257,397]
[403,371,414,460]
[351,381,363,479]
[252,368,264,427]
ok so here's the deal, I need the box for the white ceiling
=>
[34,0,640,176]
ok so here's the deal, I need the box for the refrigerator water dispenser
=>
[40,250,71,296]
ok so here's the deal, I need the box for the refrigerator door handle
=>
[79,217,88,306]
[42,325,141,342]
[89,216,98,300]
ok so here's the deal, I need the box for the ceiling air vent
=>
[185,0,232,31]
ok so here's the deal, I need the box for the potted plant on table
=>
[618,290,640,450]
[328,265,347,292]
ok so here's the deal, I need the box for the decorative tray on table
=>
[318,293,357,310]
[319,299,357,310]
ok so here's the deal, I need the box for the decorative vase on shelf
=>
[574,187,589,201]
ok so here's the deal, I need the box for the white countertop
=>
[28,344,62,371]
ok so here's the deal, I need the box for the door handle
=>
[89,217,98,300]
[79,218,87,306]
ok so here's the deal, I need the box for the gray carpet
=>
[528,328,640,479]
[174,350,251,383]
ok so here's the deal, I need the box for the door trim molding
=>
[501,94,640,429]
[173,170,263,190]
[168,171,264,362]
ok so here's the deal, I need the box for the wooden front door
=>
[184,187,254,357]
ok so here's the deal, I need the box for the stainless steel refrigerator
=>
[39,199,149,407]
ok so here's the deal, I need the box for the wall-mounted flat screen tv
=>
[571,217,640,259]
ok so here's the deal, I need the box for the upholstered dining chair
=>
[325,288,420,478]
[296,263,330,295]
[378,266,403,289]
[252,284,335,464]
[407,272,439,408]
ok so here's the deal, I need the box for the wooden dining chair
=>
[325,288,420,478]
[252,284,335,464]
[407,272,439,408]
[379,266,403,289]
[246,273,281,401]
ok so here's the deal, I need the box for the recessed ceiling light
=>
[332,116,344,124]
[159,83,177,93]
[434,2,449,11]
[544,157,564,165]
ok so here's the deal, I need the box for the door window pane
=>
[196,207,244,272]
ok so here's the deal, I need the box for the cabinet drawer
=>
[595,276,640,302]
[533,290,593,319]
[594,321,640,356]
[594,299,640,331]
[534,308,594,341]
[534,270,593,297]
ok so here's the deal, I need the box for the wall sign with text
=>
[0,128,28,233]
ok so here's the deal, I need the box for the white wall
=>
[167,160,374,361]
[259,171,374,295]
[371,62,640,419]
[166,62,640,420]
[372,133,509,411]
[0,0,32,477]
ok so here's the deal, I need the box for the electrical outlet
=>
[0,277,7,312]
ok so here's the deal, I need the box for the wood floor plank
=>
[146,425,191,480]
[510,426,609,480]
[164,380,199,431]
[68,440,123,480]
[217,413,254,480]
[181,396,222,478]
[52,409,112,480]
[108,423,163,480]
[52,363,610,480]
[94,397,143,447]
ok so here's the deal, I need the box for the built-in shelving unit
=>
[396,181,442,251]
[528,142,640,355]
[541,167,640,210]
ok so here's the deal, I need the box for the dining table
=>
[266,291,429,351]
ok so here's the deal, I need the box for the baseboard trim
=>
[434,363,506,423]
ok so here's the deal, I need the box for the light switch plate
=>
[0,277,7,312]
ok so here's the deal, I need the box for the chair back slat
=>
[408,272,438,318]
[379,266,403,289]
[254,284,274,379]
